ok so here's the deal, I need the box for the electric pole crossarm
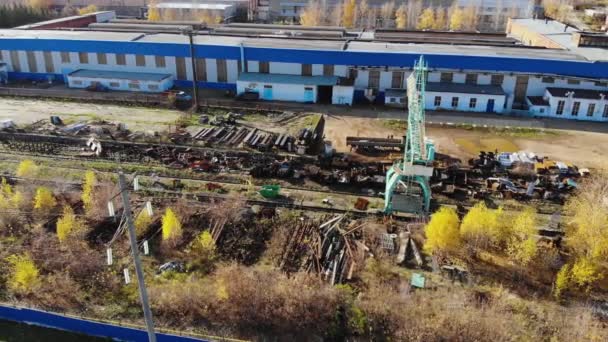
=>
[118,173,157,342]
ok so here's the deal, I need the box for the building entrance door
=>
[486,99,495,112]
[263,85,273,100]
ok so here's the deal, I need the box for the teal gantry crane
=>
[384,56,436,215]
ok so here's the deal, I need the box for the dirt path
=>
[324,115,608,169]
[0,97,182,130]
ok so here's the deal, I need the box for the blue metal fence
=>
[0,304,206,342]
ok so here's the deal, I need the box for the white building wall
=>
[206,58,218,83]
[428,72,440,83]
[453,73,466,84]
[334,65,347,77]
[379,71,392,90]
[426,91,506,113]
[227,59,239,83]
[247,61,259,73]
[270,62,300,75]
[67,75,174,93]
[477,74,492,85]
[17,51,28,72]
[545,93,608,121]
[236,81,317,102]
[355,70,368,88]
[312,64,323,76]
[34,51,45,73]
[332,85,354,105]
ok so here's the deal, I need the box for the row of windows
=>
[71,79,158,91]
[556,100,608,117]
[433,96,485,109]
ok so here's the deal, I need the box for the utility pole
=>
[118,172,157,342]
[187,30,200,111]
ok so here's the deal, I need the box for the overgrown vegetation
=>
[1,160,608,340]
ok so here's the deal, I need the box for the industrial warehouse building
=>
[67,69,174,92]
[0,12,607,121]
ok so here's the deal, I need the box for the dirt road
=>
[0,97,182,131]
[1,97,606,169]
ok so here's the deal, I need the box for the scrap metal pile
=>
[433,150,589,204]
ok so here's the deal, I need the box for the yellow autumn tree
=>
[564,174,608,261]
[16,159,38,178]
[432,7,447,30]
[81,170,96,213]
[460,202,505,249]
[161,208,182,242]
[78,4,98,15]
[417,8,435,30]
[553,263,571,299]
[462,6,478,31]
[506,207,538,265]
[33,187,56,212]
[189,230,217,272]
[395,4,407,29]
[148,1,161,22]
[135,209,153,237]
[424,206,461,255]
[56,205,83,243]
[449,7,465,31]
[342,0,356,28]
[300,0,323,27]
[6,254,40,295]
[570,257,602,290]
[27,0,51,10]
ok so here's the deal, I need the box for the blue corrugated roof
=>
[238,72,339,86]
[68,69,172,81]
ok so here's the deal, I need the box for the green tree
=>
[553,263,570,299]
[424,206,461,255]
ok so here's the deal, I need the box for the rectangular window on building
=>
[78,52,88,64]
[604,105,608,118]
[451,97,459,107]
[97,53,107,65]
[440,72,453,83]
[301,64,312,76]
[43,51,54,73]
[148,84,159,91]
[491,74,504,86]
[556,100,565,115]
[323,64,334,76]
[217,59,227,82]
[567,79,580,85]
[587,103,596,117]
[10,50,20,72]
[176,57,187,80]
[541,76,555,83]
[465,73,478,85]
[60,51,70,64]
[128,83,140,89]
[469,98,477,108]
[155,55,166,68]
[259,61,269,74]
[195,58,207,81]
[109,82,120,88]
[26,51,37,73]
[572,101,580,116]
[391,71,404,88]
[368,70,380,89]
[116,54,126,65]
[135,55,145,67]
[434,96,441,106]
[72,80,82,85]
[348,68,358,80]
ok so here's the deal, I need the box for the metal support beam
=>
[187,30,199,110]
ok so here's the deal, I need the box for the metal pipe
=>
[240,43,246,73]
